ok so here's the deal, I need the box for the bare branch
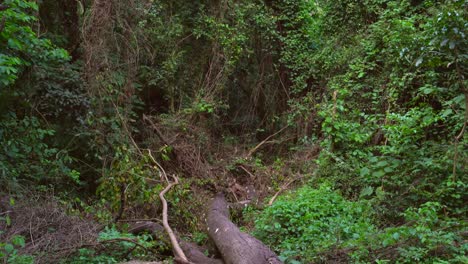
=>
[268,175,303,206]
[246,125,288,158]
[159,176,189,262]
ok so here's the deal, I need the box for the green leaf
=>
[415,57,423,67]
[4,243,14,253]
[360,186,374,198]
[11,236,25,247]
[376,160,388,168]
[440,108,453,118]
[360,167,370,177]
[372,170,385,178]
[383,166,394,173]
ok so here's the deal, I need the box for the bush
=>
[254,184,376,263]
[0,113,79,191]
[0,235,34,264]
[350,202,468,264]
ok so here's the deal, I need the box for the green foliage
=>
[0,113,80,190]
[66,226,159,264]
[350,202,467,263]
[194,4,250,66]
[273,0,322,94]
[31,61,88,122]
[0,235,34,264]
[96,148,160,217]
[267,1,467,262]
[0,0,69,87]
[310,0,467,218]
[255,188,466,263]
[0,0,84,193]
[254,184,376,263]
[1,0,466,263]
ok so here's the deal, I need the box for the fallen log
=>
[179,240,224,264]
[129,221,223,264]
[207,193,282,264]
[127,193,281,264]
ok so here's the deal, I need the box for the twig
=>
[176,33,193,46]
[124,244,138,258]
[111,101,143,156]
[276,66,290,100]
[159,175,189,262]
[246,125,288,158]
[143,114,171,146]
[268,176,302,206]
[238,165,255,180]
[29,220,35,247]
[117,218,162,223]
[147,149,169,184]
[452,92,467,181]
[113,183,127,223]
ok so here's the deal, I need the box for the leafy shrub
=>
[350,202,468,263]
[254,184,375,263]
[65,226,159,264]
[254,187,467,264]
[0,0,69,87]
[0,113,79,190]
[312,0,467,220]
[0,235,34,264]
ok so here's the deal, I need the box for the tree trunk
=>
[207,193,282,264]
[129,221,223,264]
[128,193,281,264]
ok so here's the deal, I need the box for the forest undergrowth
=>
[1,0,466,263]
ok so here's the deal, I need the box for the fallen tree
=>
[129,221,223,264]
[129,193,282,264]
[206,193,282,264]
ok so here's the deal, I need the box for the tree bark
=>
[207,193,282,264]
[127,193,281,264]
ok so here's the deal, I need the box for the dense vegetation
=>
[1,0,466,263]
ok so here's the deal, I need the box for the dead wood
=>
[159,176,188,262]
[268,175,303,206]
[114,183,127,223]
[207,193,282,264]
[129,221,223,264]
[246,125,288,158]
[179,240,224,264]
[0,197,99,264]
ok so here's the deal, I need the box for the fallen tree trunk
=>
[179,240,223,264]
[207,193,282,264]
[127,193,281,264]
[129,221,223,264]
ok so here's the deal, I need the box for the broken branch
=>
[246,125,288,158]
[159,175,189,262]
